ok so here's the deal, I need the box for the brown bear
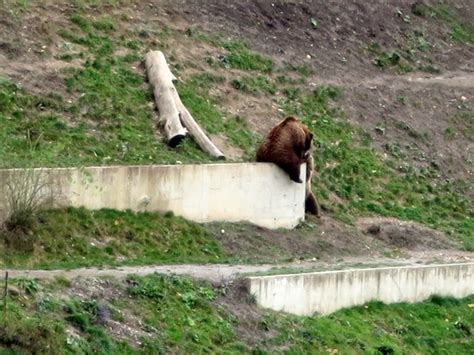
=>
[256,116,312,183]
[256,116,321,216]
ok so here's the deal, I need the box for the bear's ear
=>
[309,133,314,140]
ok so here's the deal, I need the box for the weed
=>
[367,32,435,74]
[411,2,432,18]
[287,63,314,77]
[432,4,474,43]
[93,16,116,32]
[296,64,314,77]
[231,76,276,95]
[247,293,257,304]
[419,64,440,74]
[384,143,405,159]
[190,73,225,88]
[374,52,402,68]
[444,127,455,139]
[283,87,300,101]
[393,121,427,142]
[262,295,474,353]
[70,14,92,32]
[15,278,39,295]
[397,96,406,105]
[404,31,431,55]
[52,275,71,289]
[211,40,273,73]
[450,111,473,138]
[0,305,66,353]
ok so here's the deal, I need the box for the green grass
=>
[287,63,314,77]
[367,41,413,73]
[367,29,441,74]
[0,11,264,167]
[177,73,258,158]
[0,4,471,255]
[1,275,473,353]
[122,274,241,352]
[230,75,276,95]
[0,12,256,168]
[0,207,224,269]
[202,39,274,73]
[221,41,273,72]
[259,294,474,354]
[367,4,473,72]
[281,86,473,250]
[450,111,474,139]
[433,4,474,43]
[1,287,133,353]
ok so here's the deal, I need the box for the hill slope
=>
[0,0,472,254]
[0,0,473,353]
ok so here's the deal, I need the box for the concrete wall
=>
[247,263,474,316]
[0,163,305,229]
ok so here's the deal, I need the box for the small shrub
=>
[1,168,55,251]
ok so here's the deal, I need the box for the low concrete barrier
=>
[0,163,305,229]
[247,263,474,315]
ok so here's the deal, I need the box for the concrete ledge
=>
[0,163,305,229]
[247,263,474,315]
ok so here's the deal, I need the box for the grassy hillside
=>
[0,1,473,353]
[0,1,472,258]
[1,275,473,353]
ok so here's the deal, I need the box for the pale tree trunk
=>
[171,91,225,160]
[145,51,186,147]
[146,50,225,159]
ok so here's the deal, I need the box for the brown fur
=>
[256,116,313,183]
[305,154,321,217]
[256,116,321,216]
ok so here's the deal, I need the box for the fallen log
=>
[146,50,225,159]
[170,90,225,160]
[145,51,186,147]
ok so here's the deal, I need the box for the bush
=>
[1,168,55,251]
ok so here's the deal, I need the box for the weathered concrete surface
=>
[0,163,305,229]
[247,263,474,316]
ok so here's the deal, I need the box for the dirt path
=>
[307,71,474,89]
[4,250,472,283]
[403,72,474,88]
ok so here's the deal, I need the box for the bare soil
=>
[208,212,464,264]
[63,278,152,347]
[356,217,458,250]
